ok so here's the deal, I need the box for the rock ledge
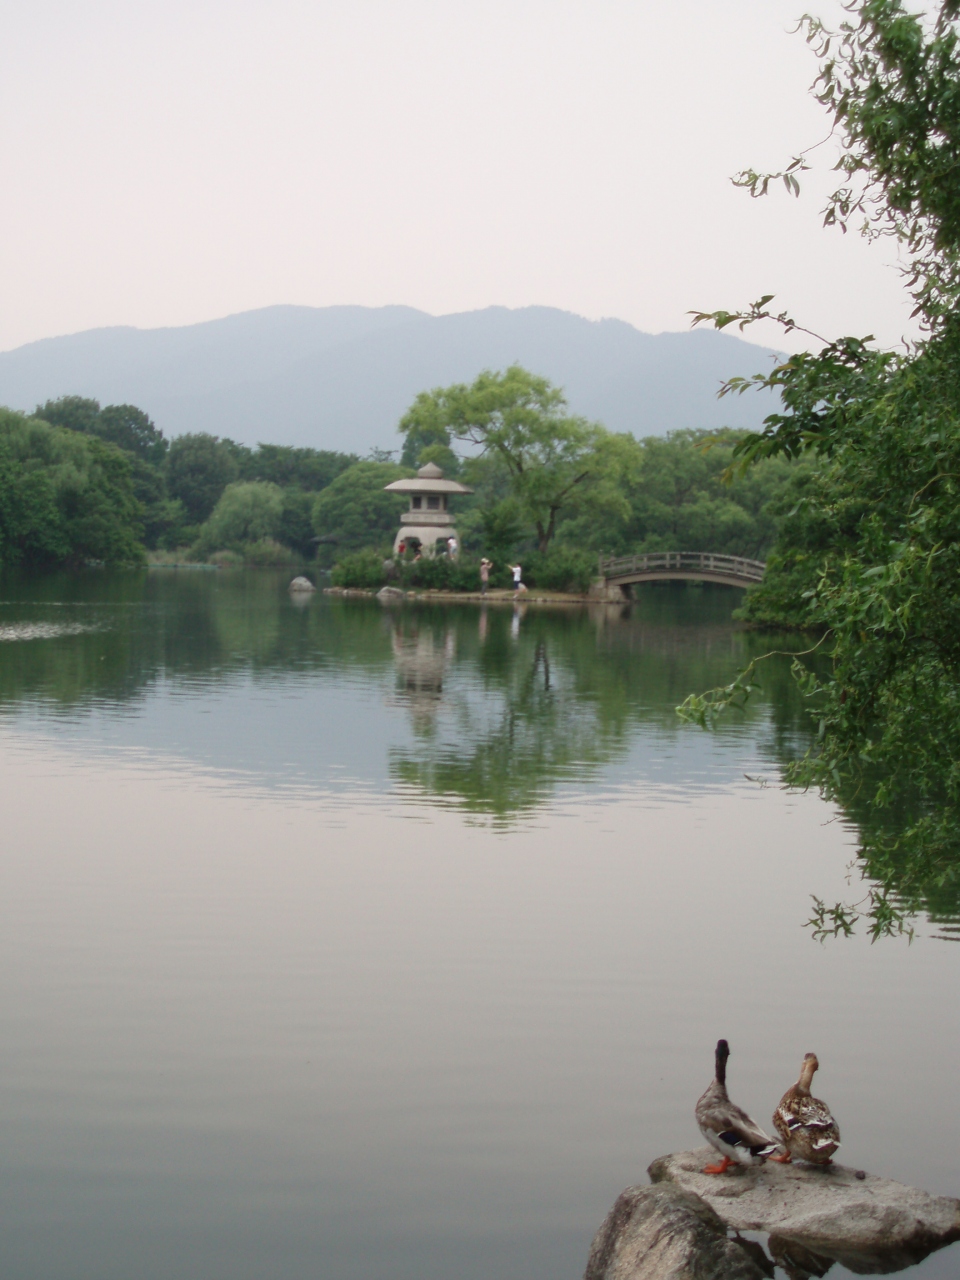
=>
[648,1147,960,1272]
[584,1183,766,1280]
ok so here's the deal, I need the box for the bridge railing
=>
[599,551,765,582]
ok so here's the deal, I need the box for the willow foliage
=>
[679,0,960,937]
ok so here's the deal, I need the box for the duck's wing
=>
[778,1095,841,1155]
[701,1097,779,1155]
[773,1090,839,1162]
[776,1094,839,1137]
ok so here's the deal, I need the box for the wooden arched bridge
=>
[596,551,765,596]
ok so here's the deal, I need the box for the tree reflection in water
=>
[0,567,956,936]
[385,597,811,824]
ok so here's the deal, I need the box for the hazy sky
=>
[2,0,917,354]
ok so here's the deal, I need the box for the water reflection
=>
[0,566,807,773]
[0,568,955,931]
[389,616,456,731]
[385,595,814,821]
[741,1228,957,1279]
[1,568,959,1280]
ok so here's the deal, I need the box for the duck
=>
[772,1052,840,1164]
[695,1039,784,1174]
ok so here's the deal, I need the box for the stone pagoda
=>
[384,462,472,556]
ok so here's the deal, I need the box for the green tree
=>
[399,366,616,552]
[126,456,177,549]
[0,446,68,565]
[36,396,168,465]
[35,397,173,547]
[556,429,799,558]
[399,414,456,469]
[165,433,239,525]
[238,444,358,491]
[94,404,167,464]
[34,395,101,435]
[679,0,960,938]
[312,461,412,555]
[477,499,525,562]
[0,408,144,565]
[277,489,317,556]
[198,481,284,551]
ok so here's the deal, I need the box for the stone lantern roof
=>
[383,461,473,495]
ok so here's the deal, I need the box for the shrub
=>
[331,546,597,593]
[398,556,484,592]
[243,537,296,566]
[208,549,244,567]
[521,547,596,592]
[331,548,391,588]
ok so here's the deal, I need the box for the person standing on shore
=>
[511,563,524,594]
[480,558,491,596]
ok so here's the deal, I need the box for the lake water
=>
[0,568,956,1280]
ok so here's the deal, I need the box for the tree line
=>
[0,395,361,567]
[0,384,806,575]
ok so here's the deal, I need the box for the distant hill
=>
[0,305,781,452]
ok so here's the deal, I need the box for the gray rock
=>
[583,1183,766,1280]
[288,576,316,592]
[649,1148,960,1271]
[376,585,405,601]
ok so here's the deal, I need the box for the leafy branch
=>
[807,889,914,942]
[675,634,832,728]
[689,295,832,346]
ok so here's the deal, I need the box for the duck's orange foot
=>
[767,1152,792,1163]
[702,1156,734,1175]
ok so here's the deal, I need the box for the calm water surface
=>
[0,569,956,1280]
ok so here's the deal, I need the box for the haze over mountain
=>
[0,305,780,453]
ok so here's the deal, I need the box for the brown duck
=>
[772,1053,841,1164]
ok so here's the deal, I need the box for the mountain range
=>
[0,305,780,453]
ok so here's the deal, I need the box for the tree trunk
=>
[537,508,558,553]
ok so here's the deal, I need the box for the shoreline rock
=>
[647,1148,960,1273]
[583,1183,766,1280]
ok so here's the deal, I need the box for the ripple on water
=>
[0,622,102,642]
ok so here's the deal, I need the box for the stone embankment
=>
[322,586,610,605]
[584,1148,960,1279]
